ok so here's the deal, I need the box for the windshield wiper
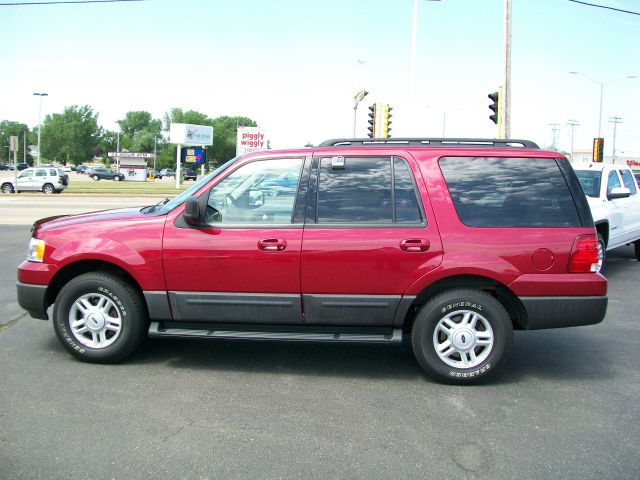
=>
[141,197,170,214]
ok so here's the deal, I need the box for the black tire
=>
[411,289,513,385]
[92,175,100,181]
[597,233,606,273]
[52,272,148,363]
[113,176,121,181]
[42,183,55,195]
[1,183,14,194]
[635,241,640,262]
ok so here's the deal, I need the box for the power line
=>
[0,0,144,6]
[567,0,640,15]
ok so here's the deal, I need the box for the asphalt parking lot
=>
[0,199,639,479]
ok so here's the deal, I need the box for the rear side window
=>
[620,169,637,194]
[607,170,621,194]
[316,156,423,225]
[439,157,580,227]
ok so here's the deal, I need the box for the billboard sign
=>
[182,147,206,165]
[236,126,269,155]
[170,123,213,146]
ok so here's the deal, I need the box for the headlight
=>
[27,238,45,262]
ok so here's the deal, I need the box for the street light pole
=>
[33,92,48,166]
[609,116,622,163]
[569,72,635,138]
[567,119,580,160]
[352,89,369,137]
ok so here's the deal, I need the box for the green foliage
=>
[41,106,101,165]
[0,120,31,163]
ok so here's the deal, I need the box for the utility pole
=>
[567,119,580,160]
[503,0,512,139]
[609,116,622,163]
[549,123,560,151]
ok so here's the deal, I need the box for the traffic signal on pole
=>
[382,104,393,138]
[488,91,499,124]
[593,137,604,162]
[368,104,377,138]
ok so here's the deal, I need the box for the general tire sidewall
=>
[412,290,513,384]
[53,274,144,363]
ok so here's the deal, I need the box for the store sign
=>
[236,126,269,155]
[183,147,206,165]
[626,160,640,168]
[108,152,155,158]
[169,123,213,146]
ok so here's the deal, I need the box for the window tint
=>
[317,157,392,223]
[607,170,621,194]
[206,158,303,225]
[315,157,424,225]
[394,158,423,223]
[620,169,637,194]
[439,157,580,227]
[35,169,46,177]
[50,169,58,176]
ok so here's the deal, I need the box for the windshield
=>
[155,156,241,215]
[574,170,601,198]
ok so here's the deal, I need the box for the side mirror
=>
[183,196,201,226]
[607,187,630,200]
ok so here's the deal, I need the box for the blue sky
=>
[1,0,639,155]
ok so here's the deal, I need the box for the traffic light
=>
[488,91,500,124]
[382,104,393,138]
[368,104,377,138]
[593,137,604,162]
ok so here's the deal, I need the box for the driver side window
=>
[206,158,303,225]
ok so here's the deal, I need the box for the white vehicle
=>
[1,167,69,194]
[573,163,640,271]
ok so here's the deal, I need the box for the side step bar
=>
[148,322,403,344]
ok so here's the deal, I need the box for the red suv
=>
[17,138,607,384]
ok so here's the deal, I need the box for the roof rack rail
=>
[318,138,540,149]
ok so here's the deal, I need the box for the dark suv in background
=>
[17,138,606,384]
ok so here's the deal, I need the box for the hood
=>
[35,207,149,233]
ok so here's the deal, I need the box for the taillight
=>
[569,235,598,273]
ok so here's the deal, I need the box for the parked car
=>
[158,168,175,179]
[573,162,640,271]
[16,163,30,171]
[1,166,68,194]
[75,165,88,174]
[16,138,607,385]
[182,168,197,181]
[0,163,7,171]
[89,168,125,181]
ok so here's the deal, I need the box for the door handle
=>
[258,238,287,251]
[400,239,430,252]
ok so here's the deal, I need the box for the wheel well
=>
[595,222,609,246]
[401,275,527,333]
[46,260,143,311]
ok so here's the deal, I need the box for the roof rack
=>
[318,138,540,149]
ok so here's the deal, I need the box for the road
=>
[1,196,639,479]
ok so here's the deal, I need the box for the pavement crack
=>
[0,312,28,332]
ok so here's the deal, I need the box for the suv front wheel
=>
[411,289,513,384]
[52,272,148,363]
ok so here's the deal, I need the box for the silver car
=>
[1,167,68,194]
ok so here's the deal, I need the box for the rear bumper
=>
[16,282,49,320]
[520,296,607,330]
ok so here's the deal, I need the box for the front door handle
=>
[258,238,287,251]
[400,239,430,252]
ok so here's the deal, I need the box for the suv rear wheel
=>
[42,183,55,195]
[53,272,148,363]
[411,289,513,384]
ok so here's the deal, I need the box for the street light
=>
[352,89,369,137]
[33,92,48,166]
[568,72,635,138]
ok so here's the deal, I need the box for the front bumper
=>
[17,282,49,320]
[520,295,607,330]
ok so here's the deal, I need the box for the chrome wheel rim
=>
[68,293,122,349]
[433,310,494,368]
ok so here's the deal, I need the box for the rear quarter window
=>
[439,157,581,227]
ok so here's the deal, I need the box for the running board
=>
[148,322,403,344]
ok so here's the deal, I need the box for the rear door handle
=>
[258,238,287,251]
[400,239,430,252]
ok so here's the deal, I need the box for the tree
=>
[41,105,101,165]
[117,111,161,152]
[0,120,31,164]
